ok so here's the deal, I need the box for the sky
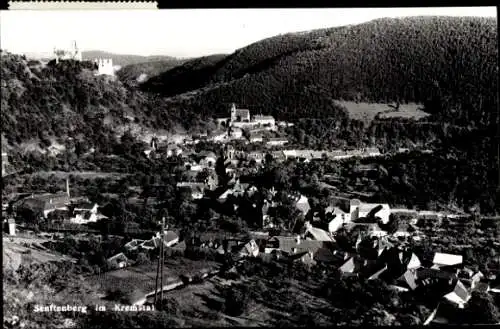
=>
[0,7,497,58]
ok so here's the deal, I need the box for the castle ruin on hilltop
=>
[53,40,82,63]
[53,40,114,76]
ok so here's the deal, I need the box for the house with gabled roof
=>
[350,199,391,224]
[433,252,463,267]
[304,221,334,242]
[124,239,145,252]
[392,268,419,291]
[443,280,471,308]
[237,239,260,258]
[264,235,336,263]
[139,231,179,250]
[266,137,288,147]
[14,192,70,218]
[107,252,130,269]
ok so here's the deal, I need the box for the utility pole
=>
[153,216,165,307]
[159,217,166,306]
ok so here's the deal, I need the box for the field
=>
[336,101,430,125]
[90,258,220,303]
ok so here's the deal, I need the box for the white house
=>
[238,240,260,258]
[210,131,228,143]
[266,138,288,147]
[107,253,130,269]
[443,280,470,308]
[249,134,263,143]
[253,115,276,128]
[364,147,381,157]
[433,252,463,267]
[304,221,334,242]
[70,202,106,224]
[327,207,350,233]
[350,199,391,224]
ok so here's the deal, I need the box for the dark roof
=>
[397,269,418,290]
[268,236,335,255]
[417,268,457,281]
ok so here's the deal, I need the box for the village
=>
[2,103,500,326]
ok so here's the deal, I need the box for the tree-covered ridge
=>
[0,52,212,152]
[146,16,497,126]
[142,54,228,97]
[116,59,186,86]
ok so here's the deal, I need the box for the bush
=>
[223,284,250,316]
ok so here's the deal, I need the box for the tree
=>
[464,291,500,324]
[223,284,250,316]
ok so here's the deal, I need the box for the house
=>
[271,150,286,162]
[417,268,457,287]
[14,192,70,218]
[237,239,260,258]
[443,280,471,308]
[248,151,265,164]
[107,253,130,269]
[406,253,422,270]
[264,235,336,264]
[364,147,381,157]
[249,133,264,143]
[304,221,334,242]
[327,206,350,233]
[266,137,288,147]
[69,202,106,224]
[253,115,276,128]
[176,182,206,199]
[209,130,228,143]
[350,199,391,224]
[124,239,145,252]
[433,252,463,267]
[393,268,419,291]
[140,231,179,250]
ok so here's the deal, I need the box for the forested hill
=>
[0,52,211,154]
[143,16,497,126]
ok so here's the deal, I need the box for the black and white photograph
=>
[1,5,499,328]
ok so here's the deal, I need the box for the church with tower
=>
[217,103,276,131]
